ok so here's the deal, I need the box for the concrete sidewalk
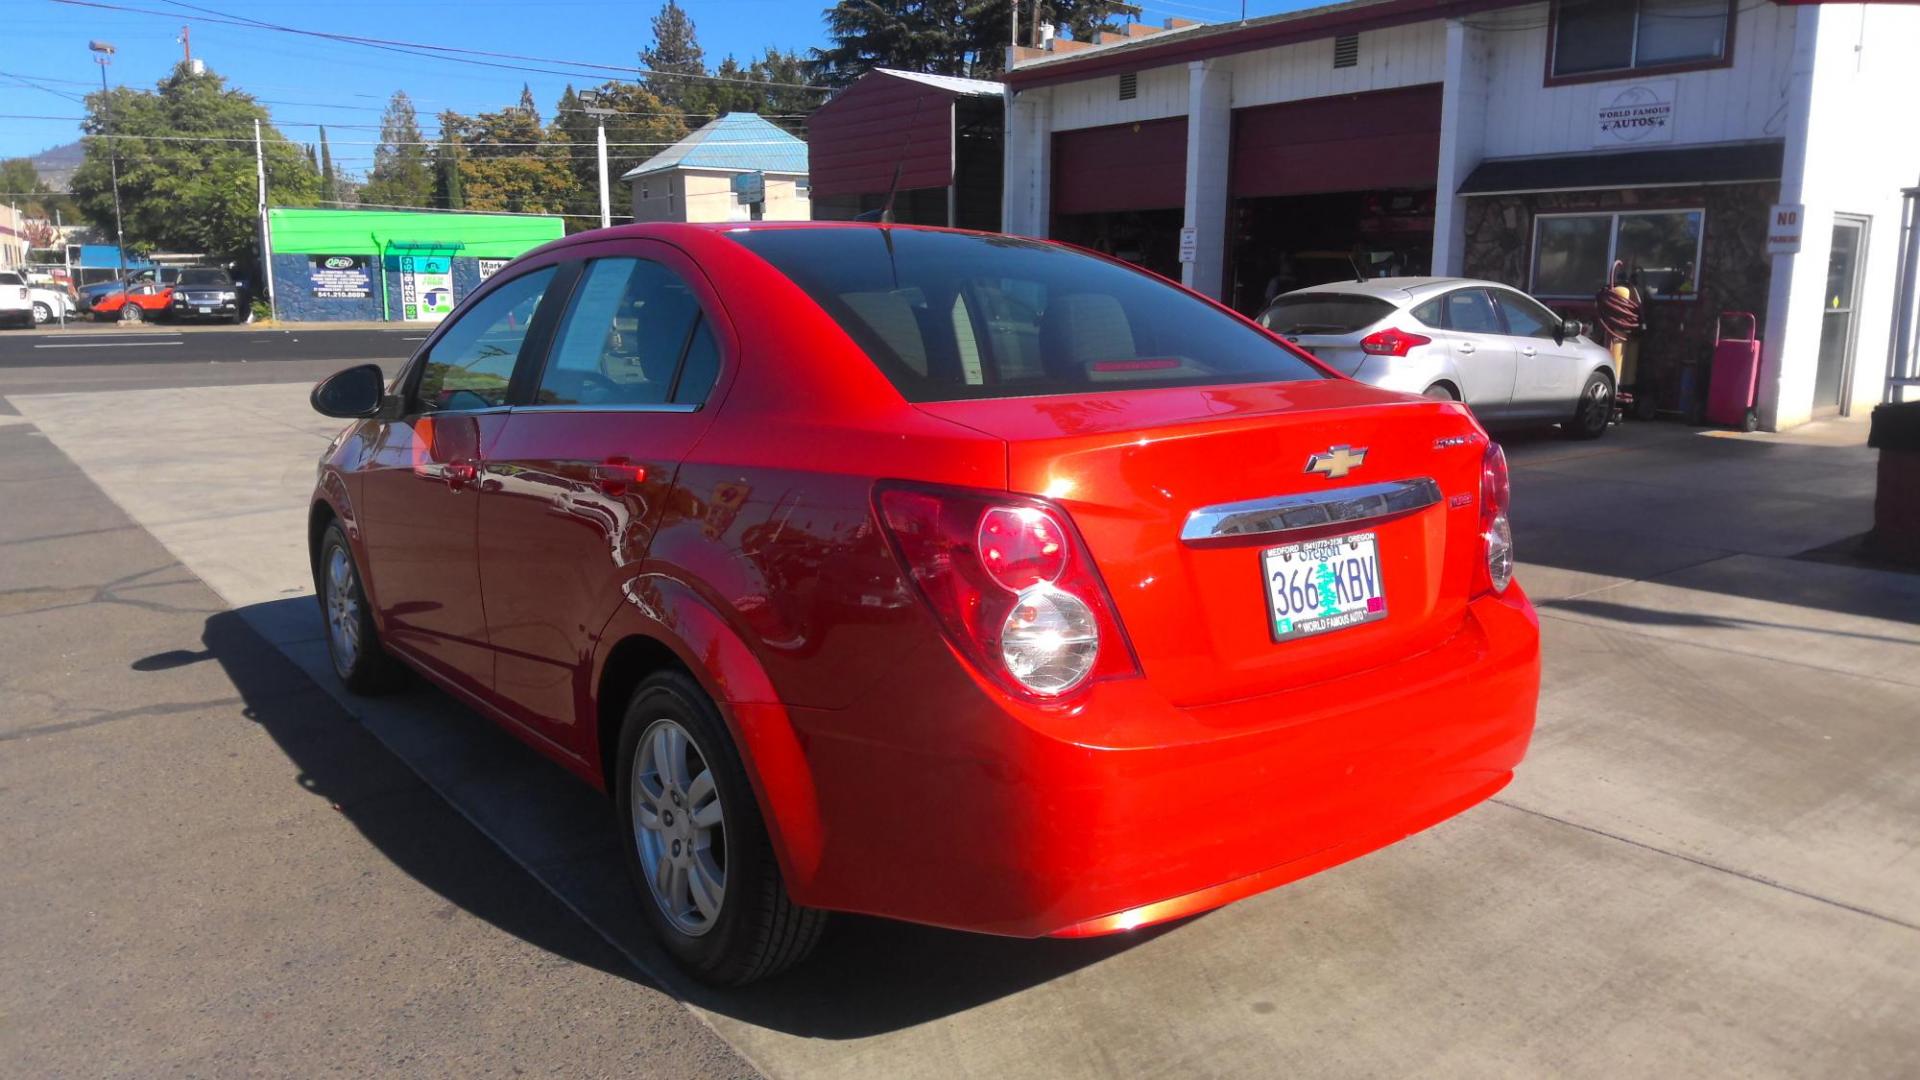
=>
[8,385,1918,1078]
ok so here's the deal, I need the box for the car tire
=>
[1566,371,1614,440]
[616,671,825,985]
[316,521,407,694]
[32,302,52,325]
[119,304,143,324]
[1423,383,1459,401]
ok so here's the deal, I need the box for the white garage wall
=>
[1229,21,1447,110]
[1477,2,1799,159]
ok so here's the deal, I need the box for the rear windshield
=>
[731,228,1324,402]
[1257,293,1394,336]
[0,272,21,285]
[178,269,232,286]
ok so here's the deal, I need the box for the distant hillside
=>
[28,141,85,192]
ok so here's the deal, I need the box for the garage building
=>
[1003,0,1920,429]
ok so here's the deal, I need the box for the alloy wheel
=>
[323,546,362,673]
[631,718,727,936]
[1582,379,1612,434]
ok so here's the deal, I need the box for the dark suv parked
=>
[169,268,249,324]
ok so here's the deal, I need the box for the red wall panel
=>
[808,75,957,198]
[1052,117,1189,216]
[1231,84,1443,199]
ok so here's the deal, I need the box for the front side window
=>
[1492,290,1561,339]
[1553,0,1731,78]
[413,266,555,412]
[730,228,1324,402]
[1531,211,1702,299]
[535,257,708,407]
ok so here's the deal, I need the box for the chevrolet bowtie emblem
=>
[1306,445,1367,479]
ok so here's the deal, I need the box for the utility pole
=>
[177,25,191,64]
[88,41,126,285]
[1012,0,1021,51]
[255,118,277,323]
[1031,0,1041,53]
[582,91,614,230]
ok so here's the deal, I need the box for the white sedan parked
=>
[1258,277,1617,439]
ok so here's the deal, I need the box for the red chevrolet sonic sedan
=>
[307,223,1539,985]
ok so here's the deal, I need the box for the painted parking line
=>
[33,341,188,349]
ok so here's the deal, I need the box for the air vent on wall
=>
[1333,33,1359,69]
[1118,71,1138,100]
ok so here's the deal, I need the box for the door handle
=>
[444,459,479,491]
[1457,342,1475,354]
[1520,346,1538,357]
[588,458,647,496]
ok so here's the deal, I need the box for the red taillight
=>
[876,483,1139,699]
[977,506,1067,590]
[1478,442,1514,594]
[1359,327,1431,357]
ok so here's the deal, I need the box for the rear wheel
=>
[317,521,406,694]
[616,671,824,985]
[119,304,143,324]
[1567,372,1613,440]
[1423,383,1459,401]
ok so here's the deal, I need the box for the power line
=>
[52,0,833,92]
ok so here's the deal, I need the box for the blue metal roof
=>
[620,112,808,180]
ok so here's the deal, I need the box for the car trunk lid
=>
[918,380,1489,707]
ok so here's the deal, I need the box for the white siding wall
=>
[1763,3,1920,423]
[1050,63,1188,131]
[1229,21,1447,109]
[1478,2,1798,159]
[629,170,810,224]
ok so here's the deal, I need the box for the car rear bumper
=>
[782,584,1541,936]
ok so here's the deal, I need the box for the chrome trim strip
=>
[1180,478,1444,543]
[509,402,702,415]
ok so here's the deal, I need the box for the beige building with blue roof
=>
[622,113,811,224]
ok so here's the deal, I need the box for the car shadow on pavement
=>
[180,602,1160,1039]
[176,609,641,982]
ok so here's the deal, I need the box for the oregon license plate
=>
[1262,531,1387,642]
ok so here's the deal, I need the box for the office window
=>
[1531,210,1703,299]
[1552,0,1731,79]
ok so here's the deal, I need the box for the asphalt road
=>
[0,325,413,394]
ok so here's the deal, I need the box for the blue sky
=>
[1,0,1321,176]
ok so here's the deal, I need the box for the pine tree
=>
[434,110,467,210]
[318,126,339,203]
[518,83,540,123]
[812,0,1124,83]
[361,91,435,207]
[640,1,706,110]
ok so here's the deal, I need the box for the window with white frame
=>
[1531,209,1704,299]
[1551,0,1732,79]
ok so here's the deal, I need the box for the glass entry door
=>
[1814,217,1867,413]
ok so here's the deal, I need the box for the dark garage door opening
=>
[1226,85,1442,314]
[1053,117,1188,281]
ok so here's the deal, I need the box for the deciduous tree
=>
[68,62,320,262]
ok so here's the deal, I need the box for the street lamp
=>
[580,90,614,230]
[88,40,127,284]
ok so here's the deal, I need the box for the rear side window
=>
[414,267,555,411]
[537,258,703,407]
[0,273,22,286]
[1257,293,1394,336]
[1442,289,1501,335]
[731,229,1323,401]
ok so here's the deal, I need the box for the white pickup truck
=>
[0,270,33,329]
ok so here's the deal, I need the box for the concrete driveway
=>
[5,379,1916,1078]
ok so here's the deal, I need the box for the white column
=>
[1183,59,1232,299]
[1432,19,1491,276]
[1757,6,1822,431]
[1002,87,1053,237]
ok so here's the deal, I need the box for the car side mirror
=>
[1553,318,1568,347]
[311,363,389,418]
